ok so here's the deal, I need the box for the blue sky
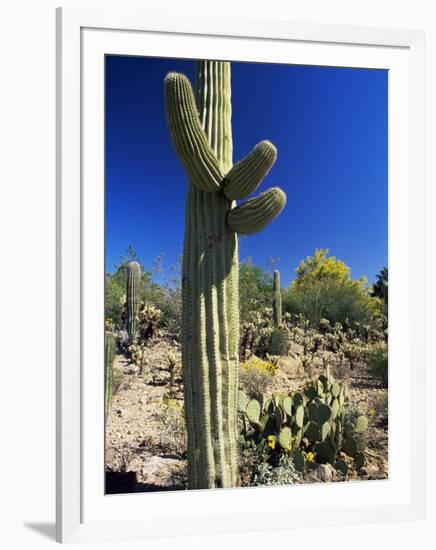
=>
[105,56,387,287]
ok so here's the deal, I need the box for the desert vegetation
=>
[105,59,388,493]
[105,246,388,493]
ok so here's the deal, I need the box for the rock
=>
[141,456,184,485]
[278,355,303,377]
[105,447,116,466]
[305,463,337,483]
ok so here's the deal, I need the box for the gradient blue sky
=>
[105,56,387,287]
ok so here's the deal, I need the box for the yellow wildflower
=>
[368,408,376,416]
[306,452,315,462]
[266,435,276,450]
[302,451,315,463]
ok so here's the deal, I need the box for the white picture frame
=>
[56,6,426,544]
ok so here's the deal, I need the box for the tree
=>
[239,258,273,322]
[371,267,388,306]
[283,249,383,326]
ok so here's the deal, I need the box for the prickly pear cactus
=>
[273,269,282,327]
[126,261,141,343]
[165,61,286,489]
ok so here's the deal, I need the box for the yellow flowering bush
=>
[240,357,277,375]
[239,357,277,396]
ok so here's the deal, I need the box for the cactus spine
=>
[165,61,286,489]
[105,331,117,422]
[126,261,141,343]
[273,269,282,327]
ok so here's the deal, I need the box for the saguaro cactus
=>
[273,269,282,327]
[126,261,141,342]
[165,61,286,489]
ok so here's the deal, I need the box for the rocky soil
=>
[105,335,388,493]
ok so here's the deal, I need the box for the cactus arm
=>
[223,141,277,200]
[164,72,223,192]
[227,187,286,235]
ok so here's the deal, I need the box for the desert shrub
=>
[283,249,383,327]
[239,259,273,323]
[366,341,388,387]
[239,357,277,397]
[331,350,350,383]
[112,366,124,396]
[284,282,380,328]
[154,396,187,456]
[370,391,388,421]
[109,444,136,473]
[253,453,302,486]
[268,327,291,356]
[105,274,126,329]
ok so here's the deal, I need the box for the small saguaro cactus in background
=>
[273,269,282,327]
[164,60,286,489]
[126,261,141,343]
[105,331,117,423]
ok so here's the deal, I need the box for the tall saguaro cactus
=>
[126,261,141,343]
[273,269,282,327]
[165,61,286,489]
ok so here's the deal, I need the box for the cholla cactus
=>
[319,318,331,334]
[165,61,286,489]
[128,343,148,374]
[240,321,256,360]
[126,261,141,343]
[166,350,180,395]
[137,302,162,341]
[342,338,366,370]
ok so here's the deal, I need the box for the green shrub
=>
[366,341,388,387]
[239,259,274,323]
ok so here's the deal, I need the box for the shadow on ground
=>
[24,522,56,541]
[105,470,185,494]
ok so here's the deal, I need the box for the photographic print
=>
[104,56,388,494]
